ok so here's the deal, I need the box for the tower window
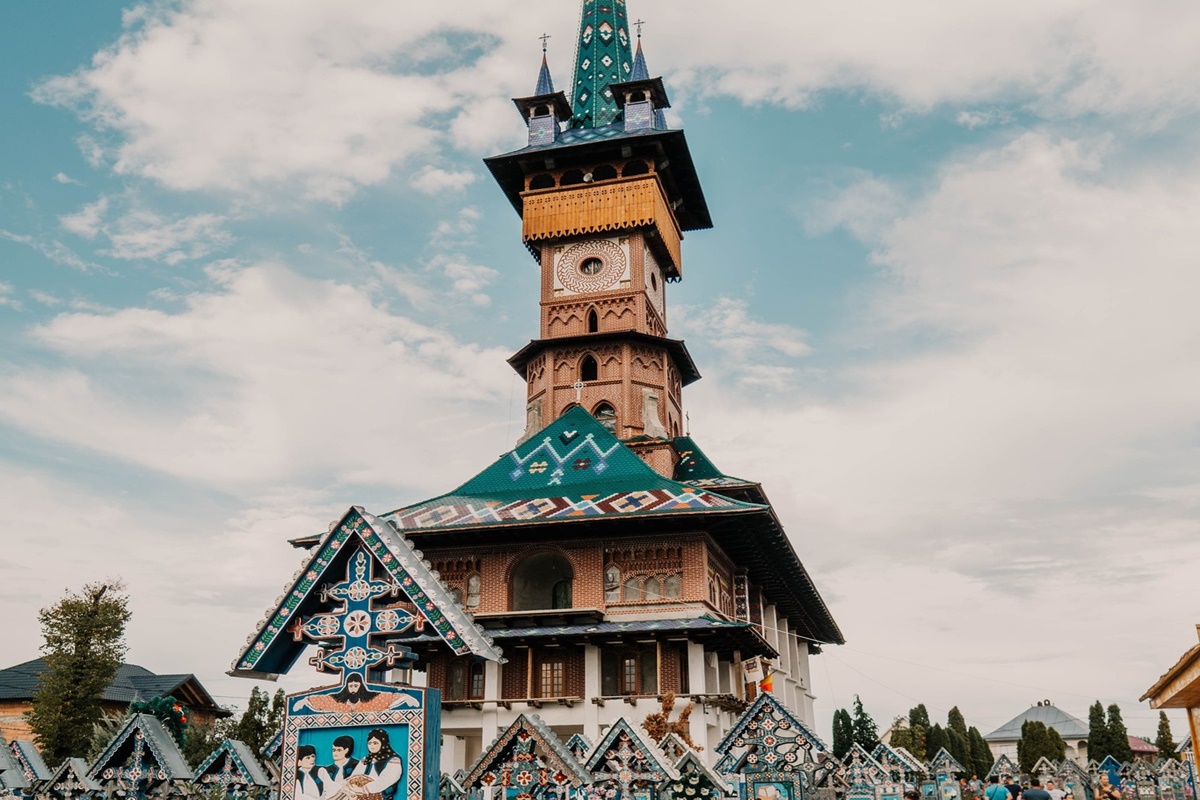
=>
[511,552,573,611]
[622,159,649,177]
[466,574,481,608]
[531,104,550,118]
[579,257,603,276]
[561,169,585,186]
[629,90,647,103]
[592,164,618,181]
[604,565,621,602]
[529,173,555,190]
[650,272,657,292]
[580,355,598,382]
[594,402,616,432]
[587,309,599,332]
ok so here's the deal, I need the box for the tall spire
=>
[570,0,634,128]
[629,25,666,129]
[535,34,555,95]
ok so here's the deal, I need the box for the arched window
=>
[580,355,598,382]
[593,164,617,181]
[511,552,573,611]
[604,565,621,603]
[466,574,481,608]
[594,402,616,432]
[587,309,599,333]
[664,574,682,599]
[644,577,662,600]
[529,173,555,190]
[622,160,649,177]
[532,104,550,118]
[623,576,641,601]
[561,169,585,186]
[629,90,647,103]
[447,659,485,701]
[449,587,463,605]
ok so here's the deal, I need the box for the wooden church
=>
[293,0,843,775]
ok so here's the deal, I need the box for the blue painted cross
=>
[287,546,422,681]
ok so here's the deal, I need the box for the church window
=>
[466,574,481,608]
[604,565,621,602]
[529,173,555,190]
[650,272,657,292]
[664,574,682,599]
[587,308,599,332]
[561,169,585,186]
[580,355,598,381]
[629,90,647,103]
[538,659,565,697]
[622,159,649,177]
[446,659,484,701]
[594,402,616,432]
[469,662,485,699]
[623,575,641,600]
[593,164,617,181]
[511,552,573,611]
[644,576,662,600]
[601,646,658,695]
[579,257,603,276]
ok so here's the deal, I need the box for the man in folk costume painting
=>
[296,745,332,800]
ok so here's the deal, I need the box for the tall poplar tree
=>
[1087,701,1110,762]
[1106,705,1133,763]
[927,723,949,759]
[947,707,971,770]
[1155,712,1178,761]
[833,708,854,759]
[908,705,931,761]
[968,726,994,778]
[27,581,131,763]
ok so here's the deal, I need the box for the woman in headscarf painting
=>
[345,729,403,800]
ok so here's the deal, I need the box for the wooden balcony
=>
[521,175,683,276]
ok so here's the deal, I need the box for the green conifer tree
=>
[1087,701,1110,762]
[852,695,880,751]
[833,708,854,760]
[1106,705,1133,763]
[908,705,931,761]
[969,726,994,778]
[927,724,949,759]
[26,581,131,763]
[1155,712,1178,761]
[1047,727,1067,761]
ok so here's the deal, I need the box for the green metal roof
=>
[382,406,761,531]
[672,436,754,486]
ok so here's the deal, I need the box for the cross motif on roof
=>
[287,546,422,681]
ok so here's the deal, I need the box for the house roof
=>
[984,704,1089,741]
[1141,635,1200,708]
[0,659,226,715]
[1128,735,1157,754]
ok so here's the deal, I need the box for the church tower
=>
[486,9,712,474]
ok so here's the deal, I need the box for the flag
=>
[759,667,774,694]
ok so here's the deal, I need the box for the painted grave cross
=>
[288,546,420,680]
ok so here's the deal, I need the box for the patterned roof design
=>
[0,737,29,791]
[43,758,101,796]
[381,407,760,532]
[585,716,679,785]
[465,713,591,789]
[535,53,555,96]
[8,740,51,782]
[193,739,271,789]
[0,660,222,712]
[672,436,753,486]
[629,37,667,129]
[88,713,193,784]
[231,506,503,679]
[671,749,730,797]
[984,704,1088,741]
[716,690,828,756]
[565,733,591,763]
[871,742,925,778]
[570,0,633,128]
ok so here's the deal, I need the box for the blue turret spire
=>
[535,35,555,95]
[628,27,666,129]
[570,0,634,128]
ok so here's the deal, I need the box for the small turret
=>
[512,44,572,147]
[611,33,669,133]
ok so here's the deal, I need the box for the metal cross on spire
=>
[539,32,551,52]
[633,19,645,38]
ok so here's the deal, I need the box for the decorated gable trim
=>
[871,742,925,777]
[87,714,193,784]
[43,758,102,795]
[715,691,827,756]
[584,716,679,782]
[565,733,592,761]
[674,749,730,794]
[193,739,271,788]
[9,740,51,782]
[465,713,591,788]
[986,754,1018,779]
[927,747,966,776]
[230,506,502,678]
[0,737,29,791]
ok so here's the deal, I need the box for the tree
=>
[851,695,880,751]
[1088,701,1111,762]
[832,708,854,759]
[1155,712,1179,761]
[1018,721,1065,774]
[946,707,972,770]
[968,726,994,779]
[1106,704,1133,764]
[27,580,131,763]
[907,705,931,761]
[927,723,949,758]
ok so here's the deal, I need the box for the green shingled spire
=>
[570,0,634,128]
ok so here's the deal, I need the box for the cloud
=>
[52,172,83,185]
[0,230,99,271]
[433,255,497,307]
[0,283,21,310]
[0,262,515,492]
[676,297,811,390]
[60,197,232,264]
[409,166,477,196]
[59,197,109,238]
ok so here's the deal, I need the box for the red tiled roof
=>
[1128,735,1157,754]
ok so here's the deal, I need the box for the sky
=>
[2,0,1199,747]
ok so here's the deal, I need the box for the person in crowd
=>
[985,776,1011,800]
[1005,776,1022,800]
[1096,774,1122,800]
[1046,780,1066,800]
[1022,778,1052,800]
